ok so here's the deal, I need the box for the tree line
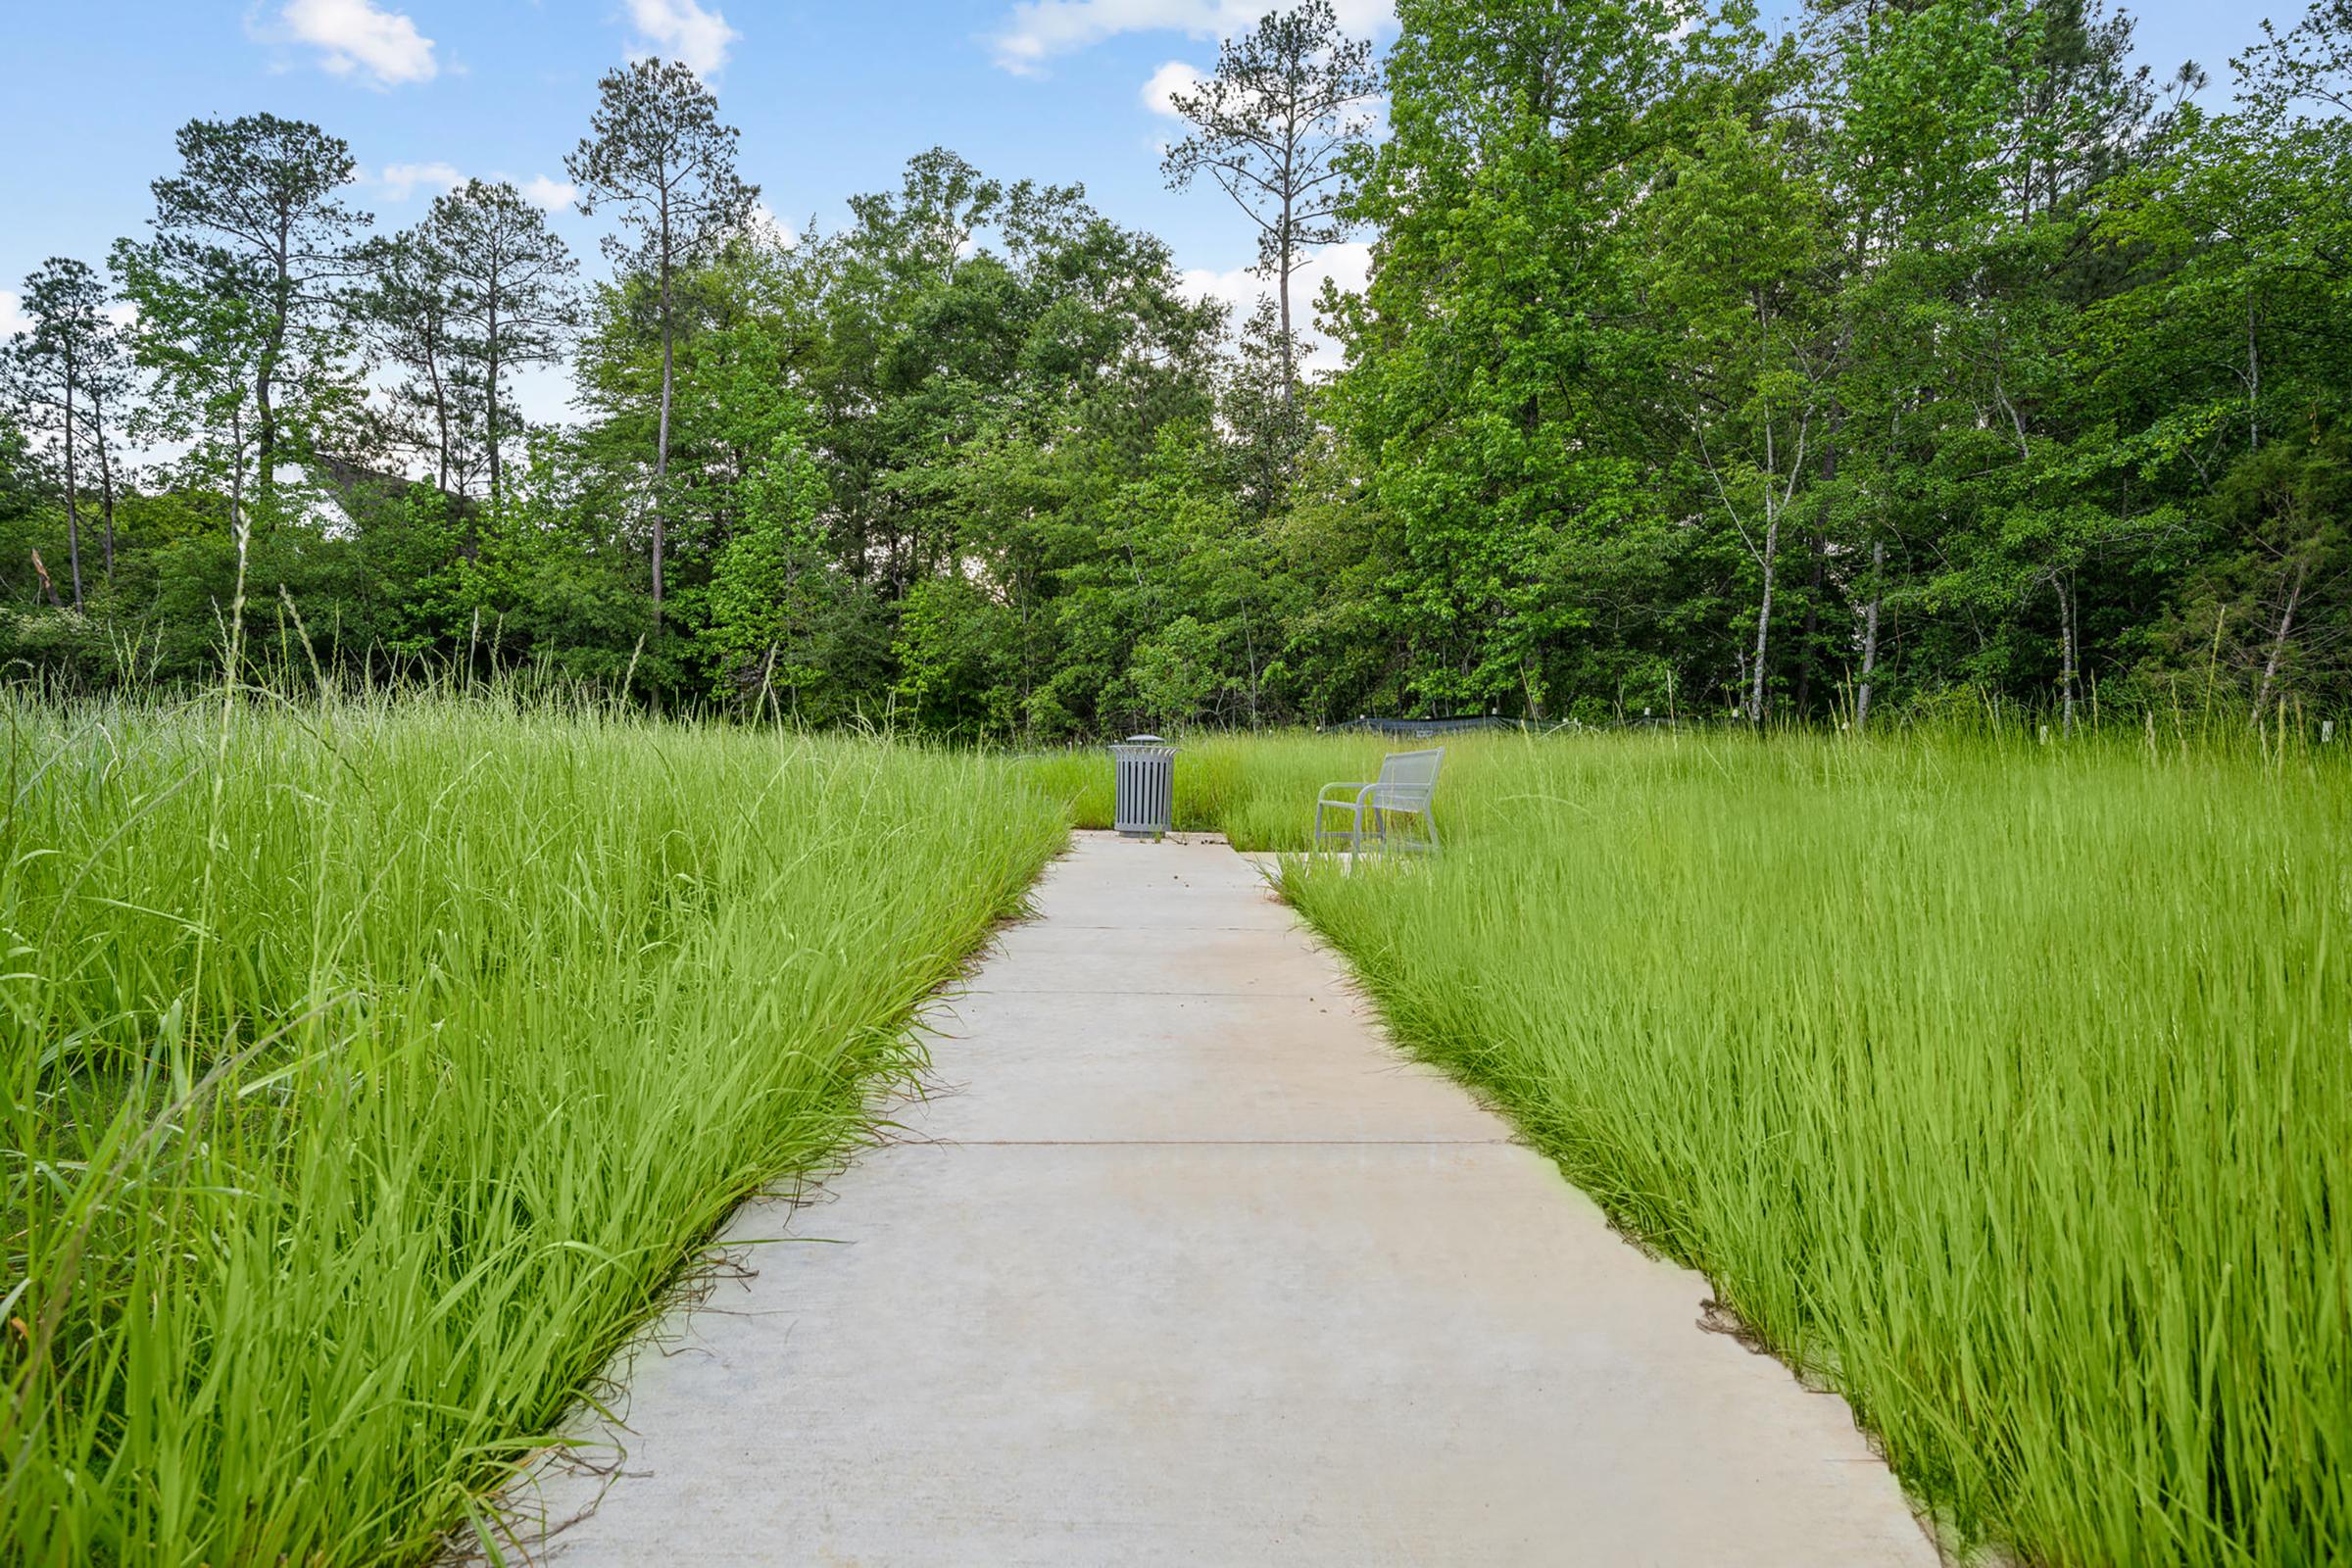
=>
[3,0,2347,733]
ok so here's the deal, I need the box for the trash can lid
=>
[1124,734,1164,744]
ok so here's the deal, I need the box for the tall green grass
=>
[1,691,1066,1565]
[14,706,2344,1564]
[1239,726,2345,1566]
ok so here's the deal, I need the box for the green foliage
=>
[2144,429,2352,710]
[702,421,859,717]
[459,433,659,687]
[9,3,2352,730]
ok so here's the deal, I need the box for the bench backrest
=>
[1372,747,1444,811]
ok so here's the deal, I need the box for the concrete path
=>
[505,832,1936,1566]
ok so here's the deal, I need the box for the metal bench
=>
[1315,747,1444,856]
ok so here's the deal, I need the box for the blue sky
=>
[0,0,2284,392]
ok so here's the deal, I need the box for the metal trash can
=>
[1109,734,1176,839]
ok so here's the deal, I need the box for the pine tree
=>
[566,59,758,610]
[4,258,131,603]
[1161,0,1377,398]
[424,180,578,509]
[115,114,368,523]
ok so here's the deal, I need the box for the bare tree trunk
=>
[1749,500,1780,725]
[31,549,63,608]
[655,292,672,608]
[1241,593,1261,730]
[230,406,245,538]
[1799,392,1841,723]
[757,640,779,719]
[2057,574,2080,736]
[1856,538,1885,733]
[255,350,277,517]
[2253,552,2309,719]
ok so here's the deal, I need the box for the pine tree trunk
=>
[487,275,504,511]
[62,378,83,609]
[654,197,673,613]
[427,328,453,496]
[258,234,288,519]
[1276,208,1295,401]
[92,392,117,581]
[255,358,276,516]
[230,405,245,539]
[1279,85,1298,404]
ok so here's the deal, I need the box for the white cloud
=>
[628,0,738,76]
[992,0,1392,74]
[1140,59,1202,118]
[521,174,579,211]
[747,203,801,249]
[373,161,466,201]
[279,0,438,86]
[1180,241,1370,375]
